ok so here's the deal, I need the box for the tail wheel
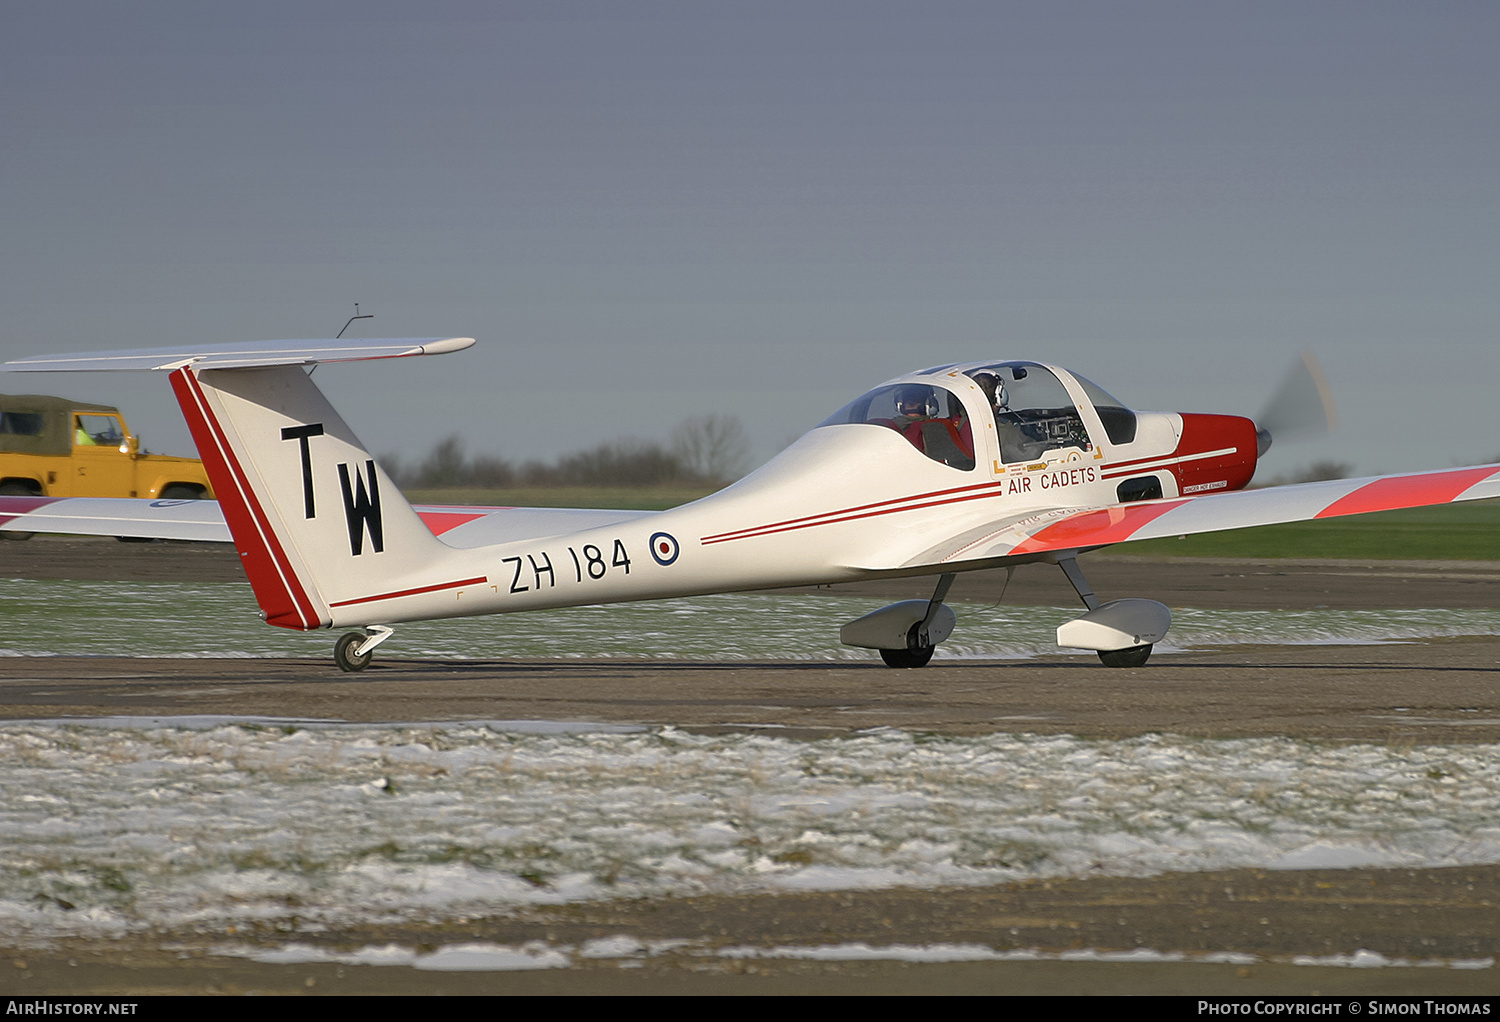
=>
[1098,644,1153,668]
[335,632,373,672]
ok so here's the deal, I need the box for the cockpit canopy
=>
[1064,370,1137,446]
[819,382,976,470]
[819,361,1138,470]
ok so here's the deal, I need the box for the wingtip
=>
[419,337,477,356]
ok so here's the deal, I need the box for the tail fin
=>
[5,338,477,630]
[175,363,467,629]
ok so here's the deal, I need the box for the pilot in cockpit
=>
[972,371,1031,462]
[971,371,1001,411]
[890,385,976,469]
[892,385,937,429]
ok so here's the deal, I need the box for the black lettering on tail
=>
[337,460,384,555]
[281,423,325,518]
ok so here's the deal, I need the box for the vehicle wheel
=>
[1097,644,1152,668]
[880,644,935,669]
[0,482,37,540]
[335,632,373,672]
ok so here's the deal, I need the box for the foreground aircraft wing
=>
[0,496,652,546]
[0,495,233,542]
[889,463,1500,570]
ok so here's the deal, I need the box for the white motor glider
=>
[4,338,1497,671]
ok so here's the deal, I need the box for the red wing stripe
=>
[416,510,490,536]
[0,495,64,528]
[172,370,322,631]
[330,576,488,609]
[1009,500,1190,555]
[1314,466,1500,519]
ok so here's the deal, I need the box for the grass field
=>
[405,487,1500,561]
[1115,499,1500,561]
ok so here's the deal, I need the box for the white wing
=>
[0,496,231,542]
[876,463,1500,570]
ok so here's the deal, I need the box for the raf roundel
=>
[649,532,680,566]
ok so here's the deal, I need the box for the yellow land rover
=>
[0,393,214,503]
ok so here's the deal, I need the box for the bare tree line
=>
[383,420,1356,493]
[1255,460,1352,487]
[381,414,751,489]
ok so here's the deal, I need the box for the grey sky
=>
[3,1,1497,476]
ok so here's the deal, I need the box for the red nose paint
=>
[1172,414,1259,494]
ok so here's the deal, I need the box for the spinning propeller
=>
[1254,351,1338,457]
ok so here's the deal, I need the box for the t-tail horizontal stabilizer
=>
[3,337,475,373]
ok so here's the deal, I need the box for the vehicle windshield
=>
[75,414,124,447]
[963,362,1092,463]
[818,383,976,470]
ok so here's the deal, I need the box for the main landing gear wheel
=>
[1097,644,1153,668]
[880,645,935,668]
[334,632,373,673]
[881,617,937,668]
[873,577,954,669]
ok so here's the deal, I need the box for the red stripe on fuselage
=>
[1098,452,1177,474]
[171,370,323,631]
[1314,466,1500,519]
[700,447,1230,549]
[1099,447,1238,479]
[329,575,488,609]
[701,479,1011,545]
